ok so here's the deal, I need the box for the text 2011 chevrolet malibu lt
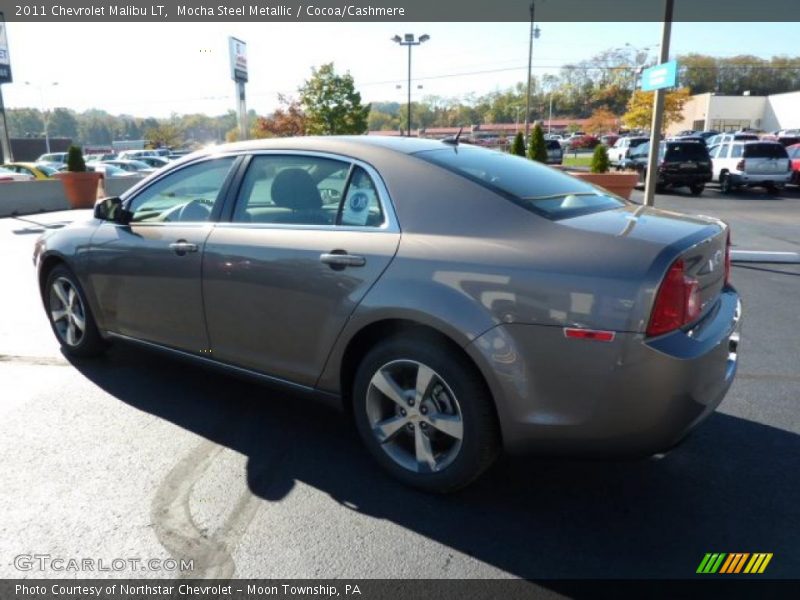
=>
[34,137,741,492]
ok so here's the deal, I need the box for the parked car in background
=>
[85,163,141,178]
[117,149,159,160]
[0,167,35,182]
[545,139,563,164]
[131,156,171,169]
[2,162,59,179]
[85,153,118,162]
[760,135,800,148]
[705,132,759,147]
[608,136,649,165]
[785,143,800,186]
[36,152,69,165]
[32,136,741,492]
[709,141,791,194]
[600,134,619,147]
[544,134,564,142]
[563,135,599,151]
[625,140,712,195]
[99,159,156,174]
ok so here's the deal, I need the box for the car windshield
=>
[38,165,58,176]
[743,143,788,158]
[414,146,626,219]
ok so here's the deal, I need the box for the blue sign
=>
[640,60,678,92]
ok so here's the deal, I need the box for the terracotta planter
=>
[570,171,638,200]
[56,171,103,209]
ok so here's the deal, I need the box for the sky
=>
[2,21,798,118]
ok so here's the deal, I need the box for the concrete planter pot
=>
[571,171,638,200]
[56,172,102,209]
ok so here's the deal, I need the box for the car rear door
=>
[202,152,401,387]
[87,155,240,352]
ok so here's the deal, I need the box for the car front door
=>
[87,156,239,352]
[202,153,401,387]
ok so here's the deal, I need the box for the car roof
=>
[221,135,454,157]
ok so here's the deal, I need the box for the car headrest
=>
[271,168,322,211]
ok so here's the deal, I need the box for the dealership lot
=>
[0,188,798,580]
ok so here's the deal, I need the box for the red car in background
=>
[787,144,800,185]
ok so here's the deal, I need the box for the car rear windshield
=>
[665,143,709,160]
[743,144,789,158]
[414,146,626,220]
[545,140,561,150]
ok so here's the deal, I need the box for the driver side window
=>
[128,157,236,223]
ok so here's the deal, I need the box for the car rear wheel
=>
[719,172,733,194]
[352,336,500,493]
[44,265,107,358]
[689,183,705,196]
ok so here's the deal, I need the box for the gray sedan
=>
[34,137,742,492]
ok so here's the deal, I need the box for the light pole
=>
[392,33,429,137]
[524,2,541,141]
[25,81,58,153]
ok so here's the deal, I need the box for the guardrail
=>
[0,177,143,218]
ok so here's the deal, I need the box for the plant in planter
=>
[571,143,638,199]
[527,123,548,163]
[510,131,526,157]
[56,145,102,209]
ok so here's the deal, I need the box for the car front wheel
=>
[44,265,107,358]
[352,336,500,492]
[689,183,705,196]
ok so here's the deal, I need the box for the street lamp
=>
[25,81,59,153]
[392,33,430,137]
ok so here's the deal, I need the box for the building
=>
[668,90,800,134]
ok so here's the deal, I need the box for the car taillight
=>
[647,259,701,337]
[725,230,731,286]
[736,159,745,171]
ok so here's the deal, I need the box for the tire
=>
[719,172,733,194]
[689,183,705,196]
[352,335,500,493]
[44,265,107,358]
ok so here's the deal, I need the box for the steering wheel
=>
[175,198,213,222]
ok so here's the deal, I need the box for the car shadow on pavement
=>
[71,343,800,579]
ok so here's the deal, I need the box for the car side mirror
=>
[94,196,132,225]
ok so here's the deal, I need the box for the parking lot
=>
[1,185,798,582]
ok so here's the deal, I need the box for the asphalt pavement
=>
[0,185,798,582]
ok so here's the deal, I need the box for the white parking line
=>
[731,250,800,264]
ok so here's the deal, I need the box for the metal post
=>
[524,1,535,141]
[643,0,674,207]
[237,81,247,141]
[548,94,553,134]
[407,44,412,137]
[0,85,12,163]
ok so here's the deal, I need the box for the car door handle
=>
[169,240,199,255]
[320,252,366,268]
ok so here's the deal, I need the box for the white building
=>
[668,90,800,134]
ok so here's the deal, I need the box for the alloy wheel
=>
[365,359,464,474]
[49,276,86,347]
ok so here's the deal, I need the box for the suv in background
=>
[608,136,649,166]
[545,139,563,164]
[626,140,712,195]
[705,132,759,147]
[36,152,68,165]
[709,141,791,194]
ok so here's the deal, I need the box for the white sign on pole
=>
[0,13,13,83]
[228,37,248,83]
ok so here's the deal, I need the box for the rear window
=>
[743,144,789,159]
[665,143,709,161]
[629,138,649,148]
[414,146,626,220]
[546,140,561,150]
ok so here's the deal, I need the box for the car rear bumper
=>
[467,287,742,456]
[730,172,791,187]
[659,171,712,185]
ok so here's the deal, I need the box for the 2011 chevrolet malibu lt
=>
[34,136,742,492]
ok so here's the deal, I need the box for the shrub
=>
[590,144,611,173]
[66,146,86,172]
[527,123,548,163]
[510,131,526,157]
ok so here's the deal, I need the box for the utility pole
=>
[643,0,674,207]
[524,1,535,141]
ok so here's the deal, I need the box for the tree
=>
[253,95,307,138]
[299,63,370,135]
[585,107,618,134]
[590,144,610,173]
[145,122,182,148]
[511,131,526,157]
[527,123,548,163]
[47,108,79,139]
[622,88,691,132]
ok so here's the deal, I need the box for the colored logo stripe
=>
[697,552,773,574]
